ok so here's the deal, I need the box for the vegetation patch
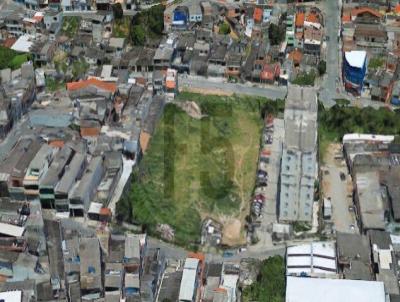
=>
[291,69,316,86]
[0,46,28,70]
[113,16,132,39]
[61,17,80,38]
[121,93,279,246]
[130,4,164,45]
[45,78,65,92]
[242,256,285,302]
[319,102,400,160]
[368,56,385,70]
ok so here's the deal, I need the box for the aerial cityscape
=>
[0,0,399,301]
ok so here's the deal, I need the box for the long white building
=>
[279,85,318,223]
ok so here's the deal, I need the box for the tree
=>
[219,22,231,35]
[317,60,326,76]
[268,23,285,45]
[112,3,124,20]
[147,4,164,35]
[242,256,285,302]
[131,25,146,45]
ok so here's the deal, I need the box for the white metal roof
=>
[88,202,102,214]
[286,242,336,276]
[342,133,394,144]
[11,35,34,53]
[179,260,198,301]
[344,50,367,68]
[286,277,385,302]
[0,223,25,237]
[0,290,22,302]
[184,258,199,270]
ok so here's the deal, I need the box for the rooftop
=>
[67,78,117,93]
[345,50,367,69]
[286,277,385,302]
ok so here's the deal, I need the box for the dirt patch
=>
[221,218,246,246]
[180,87,233,96]
[174,101,204,119]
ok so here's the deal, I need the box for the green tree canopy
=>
[131,25,146,45]
[268,23,285,45]
[112,3,124,20]
[219,22,231,35]
[242,256,285,302]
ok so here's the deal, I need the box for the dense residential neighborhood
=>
[1,0,400,301]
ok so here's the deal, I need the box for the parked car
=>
[340,172,346,181]
[238,247,247,253]
[349,224,355,231]
[348,206,354,212]
[223,251,234,258]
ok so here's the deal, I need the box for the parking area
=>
[322,143,359,234]
[250,117,284,250]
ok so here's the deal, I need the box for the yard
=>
[127,93,270,247]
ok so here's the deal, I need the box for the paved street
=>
[318,0,340,108]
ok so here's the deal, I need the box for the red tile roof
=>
[288,49,303,64]
[306,12,320,24]
[253,7,263,23]
[261,63,280,81]
[66,78,117,93]
[2,38,16,48]
[296,12,305,27]
[342,14,351,23]
[395,4,400,14]
[351,7,382,19]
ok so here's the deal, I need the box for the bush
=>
[219,22,231,35]
[317,60,326,76]
[292,69,316,86]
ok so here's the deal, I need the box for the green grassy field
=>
[129,93,269,245]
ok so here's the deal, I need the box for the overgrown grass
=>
[292,69,316,86]
[113,16,131,38]
[45,78,65,92]
[0,46,28,70]
[61,16,80,38]
[9,54,28,70]
[125,93,278,246]
[368,56,385,70]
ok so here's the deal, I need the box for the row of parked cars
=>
[251,118,274,218]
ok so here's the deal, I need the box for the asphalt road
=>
[318,0,340,108]
[148,237,286,262]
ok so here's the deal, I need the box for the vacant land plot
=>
[130,94,269,246]
[113,16,131,38]
[61,17,80,38]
